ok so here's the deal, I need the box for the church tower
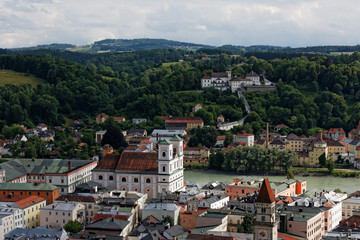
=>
[226,65,231,79]
[254,178,278,240]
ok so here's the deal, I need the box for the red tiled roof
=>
[16,195,46,208]
[165,117,203,123]
[217,136,226,141]
[256,178,275,203]
[95,154,120,170]
[38,123,47,127]
[327,128,345,134]
[92,214,130,222]
[143,215,161,223]
[57,195,97,203]
[140,139,152,144]
[138,145,148,151]
[235,133,254,137]
[115,152,158,172]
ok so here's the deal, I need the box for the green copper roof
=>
[158,139,172,145]
[0,183,58,191]
[170,135,182,141]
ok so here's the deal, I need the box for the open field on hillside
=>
[0,70,45,88]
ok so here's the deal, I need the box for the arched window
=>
[162,151,166,157]
[146,178,151,183]
[98,175,103,180]
[173,148,177,157]
[122,177,126,182]
[109,176,114,181]
[134,178,139,183]
[162,166,166,172]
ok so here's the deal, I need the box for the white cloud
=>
[1,0,360,48]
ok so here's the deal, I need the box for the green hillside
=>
[0,70,45,88]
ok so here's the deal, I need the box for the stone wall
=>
[241,85,276,93]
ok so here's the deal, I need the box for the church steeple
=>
[254,178,278,240]
[256,178,275,204]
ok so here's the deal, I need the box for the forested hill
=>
[1,49,360,136]
[92,38,212,51]
[5,38,360,54]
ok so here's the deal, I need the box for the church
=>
[92,136,185,198]
[253,178,279,240]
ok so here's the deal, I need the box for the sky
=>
[1,0,359,48]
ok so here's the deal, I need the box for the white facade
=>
[198,196,229,209]
[0,214,14,237]
[40,202,86,228]
[0,205,23,229]
[233,134,255,146]
[28,162,97,195]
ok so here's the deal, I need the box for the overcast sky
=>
[1,0,359,48]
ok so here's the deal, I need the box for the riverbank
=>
[184,171,360,195]
[184,165,360,178]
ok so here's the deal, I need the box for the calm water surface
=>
[184,171,360,196]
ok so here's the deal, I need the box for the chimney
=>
[318,130,322,140]
[68,161,71,170]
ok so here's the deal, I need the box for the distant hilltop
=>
[5,38,360,54]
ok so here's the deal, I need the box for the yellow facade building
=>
[326,139,346,155]
[308,139,328,166]
[285,133,304,152]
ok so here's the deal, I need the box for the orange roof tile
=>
[256,178,275,203]
[15,195,46,208]
[138,145,148,151]
[217,136,226,141]
[140,139,152,144]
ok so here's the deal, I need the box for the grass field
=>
[330,52,354,56]
[0,70,45,88]
[162,62,181,67]
[63,116,73,126]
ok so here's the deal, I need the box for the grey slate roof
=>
[163,225,186,237]
[41,202,83,211]
[0,159,95,182]
[5,226,67,240]
[70,233,123,240]
[350,139,360,145]
[86,218,130,231]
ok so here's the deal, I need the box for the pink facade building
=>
[92,136,185,198]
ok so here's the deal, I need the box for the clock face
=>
[260,231,266,237]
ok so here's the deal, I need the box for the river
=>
[184,171,360,196]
